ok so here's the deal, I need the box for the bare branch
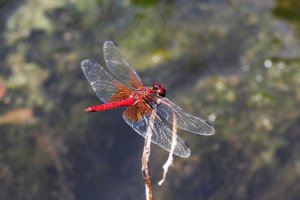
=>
[141,111,156,200]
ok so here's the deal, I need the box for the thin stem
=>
[141,111,156,200]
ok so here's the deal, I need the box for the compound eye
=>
[152,83,166,97]
[159,88,166,97]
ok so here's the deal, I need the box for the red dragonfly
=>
[81,41,214,158]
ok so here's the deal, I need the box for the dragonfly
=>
[81,41,215,158]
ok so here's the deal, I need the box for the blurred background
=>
[0,0,300,199]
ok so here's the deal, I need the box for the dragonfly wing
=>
[123,101,191,158]
[156,97,215,135]
[103,41,143,89]
[81,59,132,103]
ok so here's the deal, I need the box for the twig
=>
[141,111,156,200]
[158,112,177,185]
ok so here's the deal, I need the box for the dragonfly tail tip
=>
[84,107,93,112]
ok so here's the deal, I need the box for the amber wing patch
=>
[109,83,133,102]
[123,100,152,122]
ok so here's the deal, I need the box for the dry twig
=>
[142,111,178,199]
[141,111,156,200]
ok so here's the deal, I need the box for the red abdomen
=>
[84,97,135,112]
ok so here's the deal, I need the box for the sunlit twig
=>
[158,112,177,185]
[141,111,156,200]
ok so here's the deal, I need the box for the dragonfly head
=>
[152,83,166,97]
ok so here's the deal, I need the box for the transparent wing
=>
[123,101,191,158]
[155,97,215,135]
[81,59,132,103]
[103,41,143,89]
